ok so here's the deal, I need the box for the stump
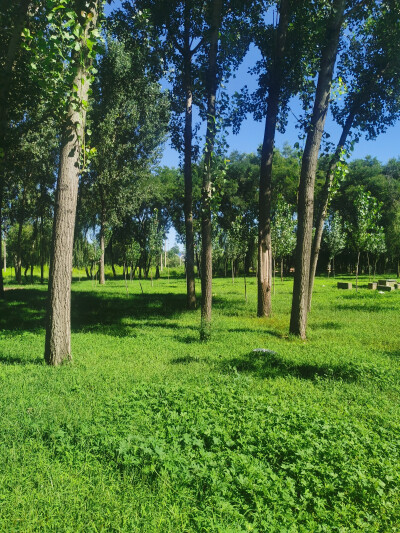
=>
[337,282,352,289]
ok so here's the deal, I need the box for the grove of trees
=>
[1,0,400,363]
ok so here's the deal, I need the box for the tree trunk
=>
[290,0,346,339]
[0,194,3,297]
[3,237,6,272]
[45,3,98,365]
[196,250,201,279]
[99,194,105,285]
[40,214,45,283]
[281,258,283,282]
[183,5,196,310]
[355,251,360,291]
[109,237,117,278]
[273,256,276,295]
[308,110,355,311]
[200,0,223,341]
[16,219,23,284]
[258,0,290,318]
[0,0,32,299]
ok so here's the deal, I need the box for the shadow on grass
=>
[311,321,342,331]
[0,287,195,364]
[221,350,362,383]
[0,286,189,339]
[0,289,47,333]
[0,354,44,365]
[228,327,285,339]
[170,355,201,364]
[335,303,399,313]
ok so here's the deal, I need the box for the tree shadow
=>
[0,289,47,333]
[228,327,286,339]
[173,333,200,344]
[0,355,44,366]
[170,355,202,364]
[220,350,363,383]
[335,304,398,313]
[311,321,342,331]
[0,287,189,339]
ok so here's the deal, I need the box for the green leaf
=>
[86,38,95,51]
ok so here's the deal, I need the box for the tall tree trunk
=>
[290,0,346,339]
[200,0,223,341]
[0,192,3,296]
[0,0,32,299]
[45,4,98,365]
[40,214,45,283]
[183,5,196,310]
[307,110,355,311]
[257,0,290,318]
[16,217,23,284]
[3,237,6,272]
[99,196,105,285]
[355,251,360,291]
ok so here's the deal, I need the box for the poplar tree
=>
[289,0,372,338]
[308,0,400,310]
[43,0,101,365]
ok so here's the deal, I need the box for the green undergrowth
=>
[0,275,399,531]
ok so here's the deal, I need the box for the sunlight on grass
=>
[0,275,399,531]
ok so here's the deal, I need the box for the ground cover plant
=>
[0,273,399,531]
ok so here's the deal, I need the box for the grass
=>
[0,272,400,531]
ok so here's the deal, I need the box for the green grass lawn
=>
[0,273,399,532]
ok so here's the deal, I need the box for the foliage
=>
[323,211,346,261]
[349,187,384,255]
[271,195,296,261]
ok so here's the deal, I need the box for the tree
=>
[0,0,33,296]
[289,0,369,338]
[308,0,400,309]
[45,0,101,365]
[349,187,383,291]
[323,211,346,277]
[271,195,296,283]
[200,0,223,341]
[256,0,291,317]
[366,226,386,280]
[86,36,169,285]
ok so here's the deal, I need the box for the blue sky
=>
[161,44,400,169]
[105,1,400,170]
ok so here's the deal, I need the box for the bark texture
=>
[289,0,346,339]
[200,0,223,340]
[183,4,196,310]
[257,0,290,318]
[45,4,98,365]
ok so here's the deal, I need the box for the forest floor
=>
[0,271,399,532]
